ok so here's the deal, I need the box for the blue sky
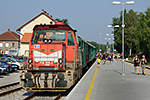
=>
[0,0,150,44]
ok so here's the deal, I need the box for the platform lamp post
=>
[105,37,111,53]
[99,33,102,52]
[105,38,108,53]
[112,1,134,75]
[106,34,111,53]
[108,25,119,65]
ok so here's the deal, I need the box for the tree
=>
[124,9,139,55]
[112,6,150,57]
[55,18,69,25]
[87,41,106,53]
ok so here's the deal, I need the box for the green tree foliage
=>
[87,41,107,53]
[55,18,69,25]
[112,7,150,57]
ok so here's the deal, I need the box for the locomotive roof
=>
[33,24,77,32]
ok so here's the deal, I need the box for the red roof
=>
[0,29,20,41]
[16,10,56,32]
[20,33,32,42]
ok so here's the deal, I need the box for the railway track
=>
[23,92,36,100]
[23,92,62,100]
[0,82,22,96]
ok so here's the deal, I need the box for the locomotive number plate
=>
[38,61,54,66]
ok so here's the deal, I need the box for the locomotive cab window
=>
[32,30,65,44]
[67,32,75,45]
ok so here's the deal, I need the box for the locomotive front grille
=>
[33,50,65,70]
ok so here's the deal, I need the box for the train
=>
[20,22,96,92]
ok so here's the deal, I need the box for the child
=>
[97,57,101,67]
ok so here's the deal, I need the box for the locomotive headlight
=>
[28,59,33,64]
[48,39,52,44]
[44,39,47,43]
[58,59,63,64]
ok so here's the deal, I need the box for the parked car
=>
[8,49,19,57]
[15,56,28,69]
[0,57,22,70]
[2,54,13,57]
[0,61,11,74]
[0,67,7,74]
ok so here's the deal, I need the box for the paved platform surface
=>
[65,61,150,100]
[0,71,20,87]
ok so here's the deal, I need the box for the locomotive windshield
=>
[31,30,65,44]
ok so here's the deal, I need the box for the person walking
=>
[107,54,111,64]
[132,55,140,75]
[140,55,147,75]
[102,52,106,64]
[97,57,101,67]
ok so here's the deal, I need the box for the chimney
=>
[8,29,10,31]
[42,9,44,12]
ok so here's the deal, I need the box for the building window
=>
[6,43,9,47]
[0,43,2,47]
[5,49,8,54]
[12,43,14,47]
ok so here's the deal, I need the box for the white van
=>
[8,49,19,57]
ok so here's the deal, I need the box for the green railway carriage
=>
[78,36,96,69]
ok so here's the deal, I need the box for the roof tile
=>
[20,33,32,42]
[0,30,20,41]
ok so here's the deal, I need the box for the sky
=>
[0,0,150,44]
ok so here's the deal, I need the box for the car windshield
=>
[9,50,17,53]
[0,62,6,65]
[9,57,20,62]
[18,58,27,62]
[32,30,65,44]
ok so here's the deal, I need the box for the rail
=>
[0,82,22,96]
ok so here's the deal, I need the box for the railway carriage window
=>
[68,32,75,45]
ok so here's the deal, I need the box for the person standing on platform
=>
[97,57,101,67]
[132,55,140,75]
[120,52,123,59]
[140,55,147,75]
[102,52,106,64]
[108,54,111,64]
[117,53,120,62]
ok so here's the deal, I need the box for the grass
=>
[127,57,150,66]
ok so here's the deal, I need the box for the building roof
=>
[0,29,20,41]
[20,33,32,43]
[16,10,56,32]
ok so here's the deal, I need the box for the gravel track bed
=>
[0,89,27,100]
[31,95,66,100]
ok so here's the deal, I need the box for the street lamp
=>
[112,1,134,75]
[108,25,119,65]
[99,33,102,52]
[105,37,111,53]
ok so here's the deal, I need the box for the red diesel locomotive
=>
[20,22,96,92]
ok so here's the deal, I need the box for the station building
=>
[16,9,56,56]
[0,29,20,54]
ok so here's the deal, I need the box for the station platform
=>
[65,60,150,100]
